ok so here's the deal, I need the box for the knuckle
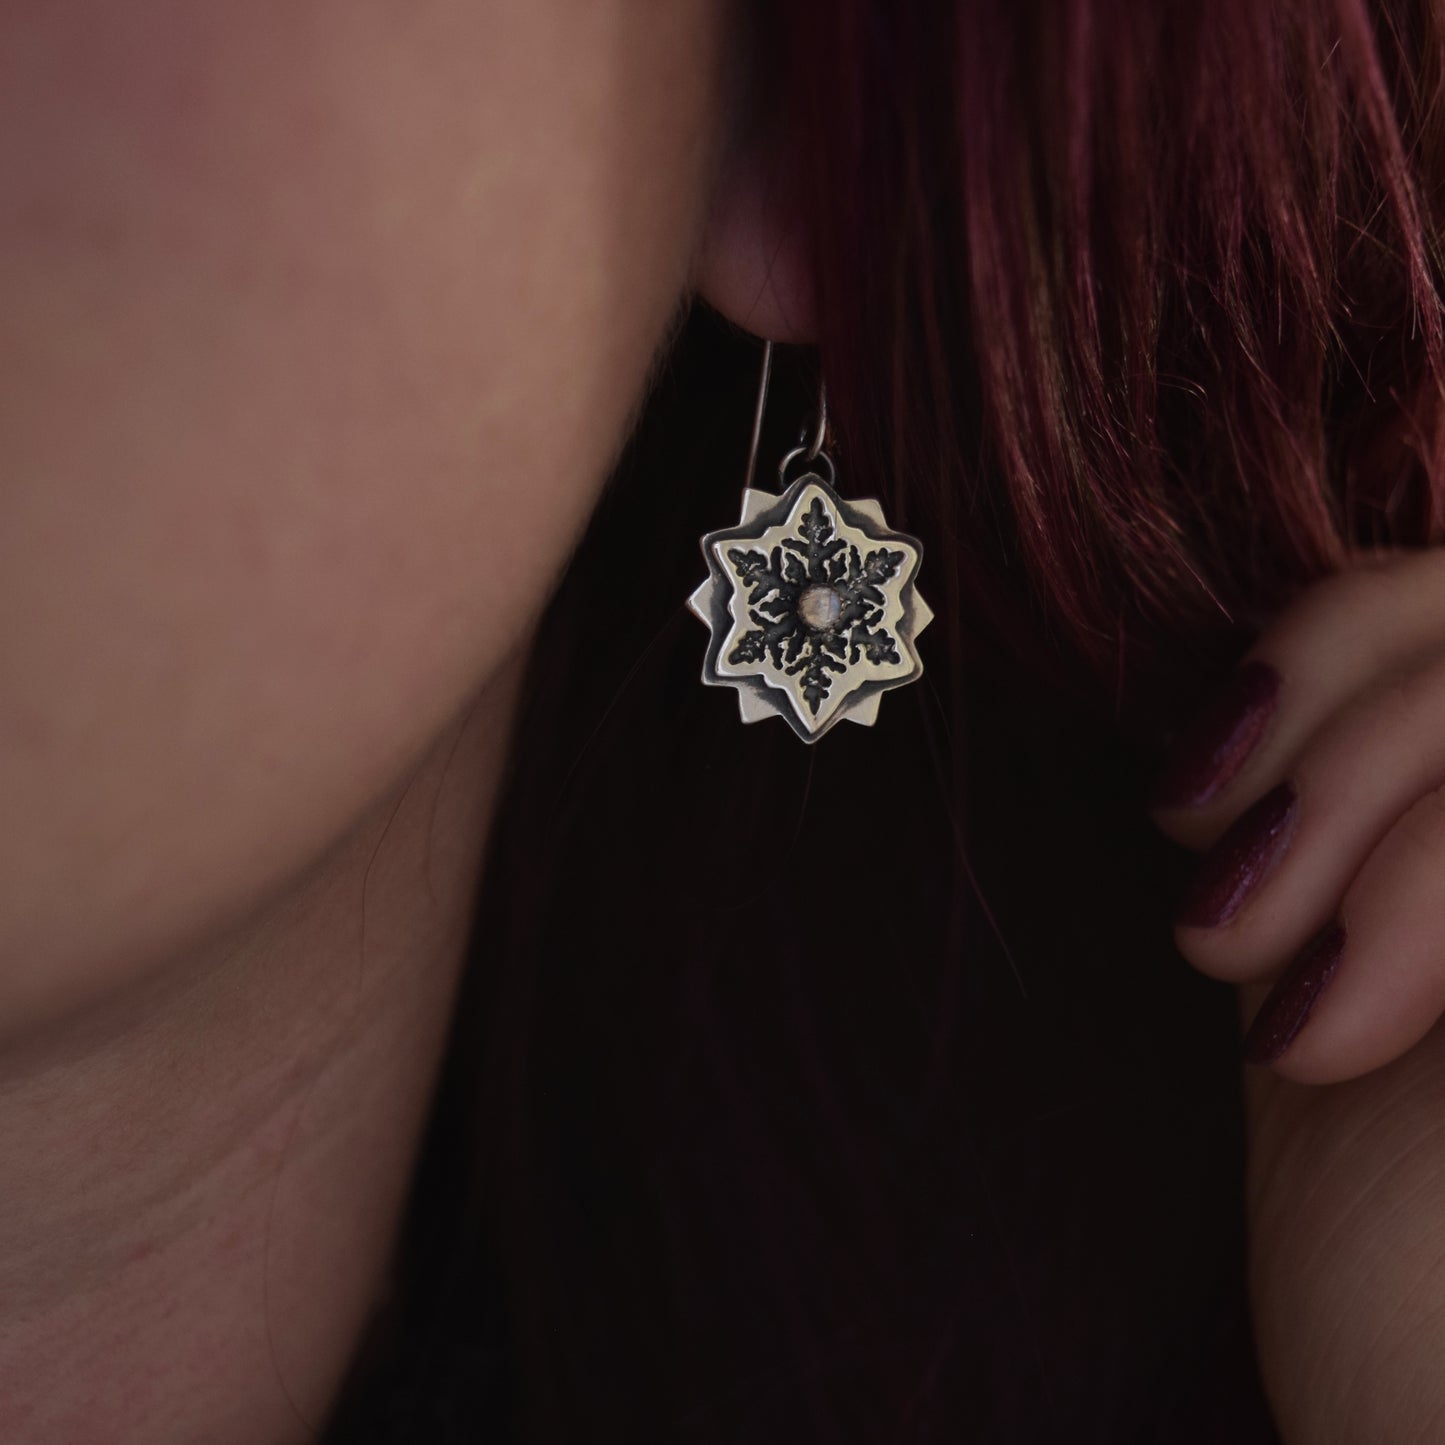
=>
[1271,549,1438,644]
[1379,783,1445,871]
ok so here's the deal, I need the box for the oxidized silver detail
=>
[687,471,934,743]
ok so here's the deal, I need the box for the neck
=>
[0,667,519,1444]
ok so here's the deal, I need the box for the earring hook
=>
[743,340,774,492]
[743,340,830,491]
[804,378,828,461]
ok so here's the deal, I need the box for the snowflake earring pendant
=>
[687,342,934,743]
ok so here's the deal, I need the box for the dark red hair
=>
[323,3,1445,1441]
[794,0,1444,706]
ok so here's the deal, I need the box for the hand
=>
[1152,550,1445,1445]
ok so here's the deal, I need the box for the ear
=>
[692,144,816,344]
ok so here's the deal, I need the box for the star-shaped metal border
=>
[687,470,933,742]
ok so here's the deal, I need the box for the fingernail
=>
[1152,660,1281,809]
[1175,782,1298,929]
[1242,920,1347,1065]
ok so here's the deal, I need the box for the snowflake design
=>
[724,498,905,715]
[688,471,932,742]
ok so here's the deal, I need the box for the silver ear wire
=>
[804,374,828,461]
[744,340,830,491]
[743,340,773,492]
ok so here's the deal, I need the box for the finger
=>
[1172,641,1445,983]
[1150,548,1445,850]
[1239,783,1445,1084]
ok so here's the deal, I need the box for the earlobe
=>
[692,147,816,343]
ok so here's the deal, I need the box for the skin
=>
[1154,552,1445,1442]
[0,1,737,1439]
[0,694,516,1439]
[0,0,723,1022]
[6,2,1445,1442]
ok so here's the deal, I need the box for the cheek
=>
[0,0,721,1016]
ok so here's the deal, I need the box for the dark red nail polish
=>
[1152,660,1281,808]
[1242,921,1346,1065]
[1175,782,1298,929]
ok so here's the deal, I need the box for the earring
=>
[687,341,934,743]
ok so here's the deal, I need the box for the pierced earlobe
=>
[693,153,816,343]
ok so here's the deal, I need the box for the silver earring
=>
[687,341,934,743]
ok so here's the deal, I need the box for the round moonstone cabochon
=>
[797,583,842,631]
